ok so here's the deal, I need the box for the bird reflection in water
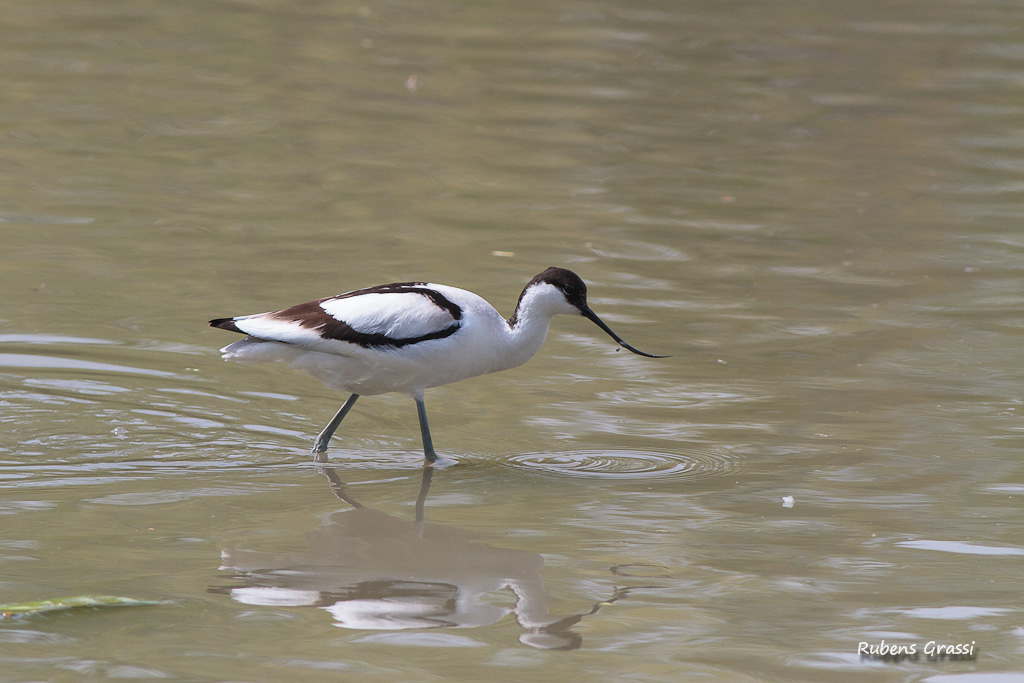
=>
[210,466,638,650]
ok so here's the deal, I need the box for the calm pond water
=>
[2,0,1023,680]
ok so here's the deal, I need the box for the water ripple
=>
[0,353,173,377]
[505,448,741,480]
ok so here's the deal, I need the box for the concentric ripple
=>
[506,448,742,480]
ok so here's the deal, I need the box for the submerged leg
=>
[312,394,360,458]
[413,393,438,463]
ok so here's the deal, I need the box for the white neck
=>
[499,284,574,371]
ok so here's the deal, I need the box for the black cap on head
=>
[529,266,588,310]
[530,267,668,358]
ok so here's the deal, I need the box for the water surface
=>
[2,0,1023,680]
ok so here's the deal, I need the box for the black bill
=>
[580,307,668,358]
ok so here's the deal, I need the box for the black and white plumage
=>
[210,267,665,463]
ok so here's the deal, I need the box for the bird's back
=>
[212,281,518,395]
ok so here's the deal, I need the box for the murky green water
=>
[2,0,1023,680]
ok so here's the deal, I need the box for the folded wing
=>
[210,284,464,353]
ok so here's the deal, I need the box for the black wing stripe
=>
[209,283,464,349]
[268,299,461,348]
[333,283,463,320]
[311,311,461,348]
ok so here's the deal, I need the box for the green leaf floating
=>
[0,595,161,620]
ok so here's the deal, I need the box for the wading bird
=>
[210,267,665,463]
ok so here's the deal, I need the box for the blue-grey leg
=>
[312,393,360,459]
[413,393,438,463]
